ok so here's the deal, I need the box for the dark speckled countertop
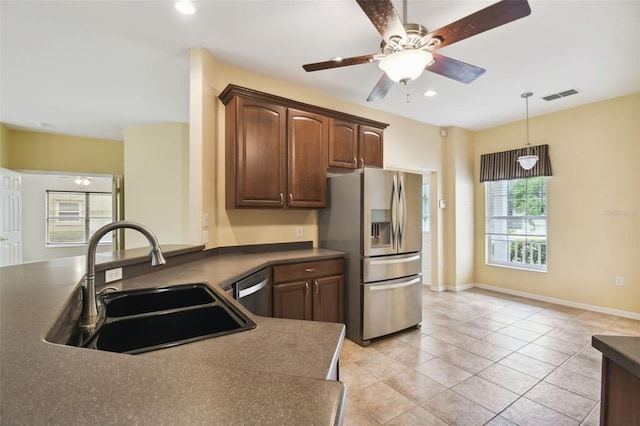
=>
[0,245,346,425]
[592,335,640,378]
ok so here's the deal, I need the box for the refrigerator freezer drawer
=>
[362,276,422,340]
[363,252,422,283]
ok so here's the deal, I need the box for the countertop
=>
[592,335,640,378]
[0,245,346,425]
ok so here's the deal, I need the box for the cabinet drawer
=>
[273,258,343,283]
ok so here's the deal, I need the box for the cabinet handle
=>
[305,268,316,273]
[305,282,309,295]
[360,158,364,168]
[279,193,284,205]
[314,280,318,294]
[289,193,293,204]
[353,157,357,167]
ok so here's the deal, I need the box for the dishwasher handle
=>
[237,277,269,299]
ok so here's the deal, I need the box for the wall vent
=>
[542,88,579,101]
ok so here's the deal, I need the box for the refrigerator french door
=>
[319,168,422,346]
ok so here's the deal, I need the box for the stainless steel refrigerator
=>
[318,168,422,346]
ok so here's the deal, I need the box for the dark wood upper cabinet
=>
[328,119,384,170]
[287,109,327,208]
[219,85,387,209]
[359,125,384,169]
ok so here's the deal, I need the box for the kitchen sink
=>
[70,283,256,354]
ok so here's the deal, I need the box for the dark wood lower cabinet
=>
[272,258,344,324]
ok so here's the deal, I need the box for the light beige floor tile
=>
[497,325,543,342]
[422,390,495,426]
[546,327,592,346]
[497,307,533,319]
[381,342,434,367]
[526,311,570,327]
[462,339,513,362]
[485,312,522,325]
[465,317,509,332]
[516,343,571,366]
[532,334,584,355]
[482,331,529,351]
[501,397,579,426]
[543,367,601,401]
[414,358,473,387]
[450,322,495,339]
[512,319,555,334]
[340,362,380,393]
[582,402,600,426]
[438,348,494,374]
[525,381,597,421]
[478,363,540,395]
[452,375,519,413]
[341,338,376,364]
[409,335,457,356]
[604,317,640,336]
[343,397,379,426]
[499,352,556,379]
[349,382,416,424]
[384,370,447,404]
[429,329,477,347]
[385,406,448,426]
[484,415,517,425]
[355,351,410,381]
[561,354,601,381]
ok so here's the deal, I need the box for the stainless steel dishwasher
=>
[234,268,272,317]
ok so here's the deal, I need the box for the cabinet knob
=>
[305,268,316,273]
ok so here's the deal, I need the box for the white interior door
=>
[0,168,22,266]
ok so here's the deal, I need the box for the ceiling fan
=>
[303,0,531,101]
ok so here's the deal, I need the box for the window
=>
[422,182,430,233]
[46,191,112,245]
[485,177,547,271]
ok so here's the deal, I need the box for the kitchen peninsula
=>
[0,244,346,425]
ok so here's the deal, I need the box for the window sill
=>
[486,262,547,273]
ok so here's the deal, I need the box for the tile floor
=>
[340,287,640,426]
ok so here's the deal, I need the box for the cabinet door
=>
[328,119,358,169]
[273,281,312,321]
[359,125,384,169]
[234,97,287,207]
[287,109,328,208]
[312,275,344,323]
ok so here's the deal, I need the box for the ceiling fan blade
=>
[427,53,486,84]
[366,73,394,102]
[303,54,378,72]
[426,0,531,50]
[356,0,407,43]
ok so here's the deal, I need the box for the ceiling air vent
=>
[542,89,579,101]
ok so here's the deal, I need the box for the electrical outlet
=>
[296,227,303,237]
[616,276,624,286]
[105,267,123,283]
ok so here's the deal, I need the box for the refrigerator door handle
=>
[391,174,398,250]
[397,174,406,247]
[368,277,421,291]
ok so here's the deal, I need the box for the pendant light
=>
[517,92,538,170]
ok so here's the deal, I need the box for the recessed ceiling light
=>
[175,0,195,15]
[35,122,53,128]
[331,57,343,62]
[424,90,437,97]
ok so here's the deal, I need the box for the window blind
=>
[480,144,552,183]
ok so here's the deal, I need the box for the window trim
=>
[485,177,548,272]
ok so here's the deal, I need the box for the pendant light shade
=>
[517,92,538,170]
[379,50,433,84]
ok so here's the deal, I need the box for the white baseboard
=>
[429,283,475,292]
[471,282,640,321]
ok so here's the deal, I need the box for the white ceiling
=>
[1,0,639,141]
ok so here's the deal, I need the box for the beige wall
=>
[0,124,10,168]
[1,127,123,175]
[123,123,189,248]
[191,48,445,272]
[473,93,640,314]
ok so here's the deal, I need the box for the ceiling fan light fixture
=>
[378,50,433,84]
[175,0,195,15]
[74,177,91,187]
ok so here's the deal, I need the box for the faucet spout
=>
[80,221,166,330]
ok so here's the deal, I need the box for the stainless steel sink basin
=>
[73,283,256,354]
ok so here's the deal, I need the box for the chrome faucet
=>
[80,221,166,330]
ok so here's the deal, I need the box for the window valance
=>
[480,144,552,183]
